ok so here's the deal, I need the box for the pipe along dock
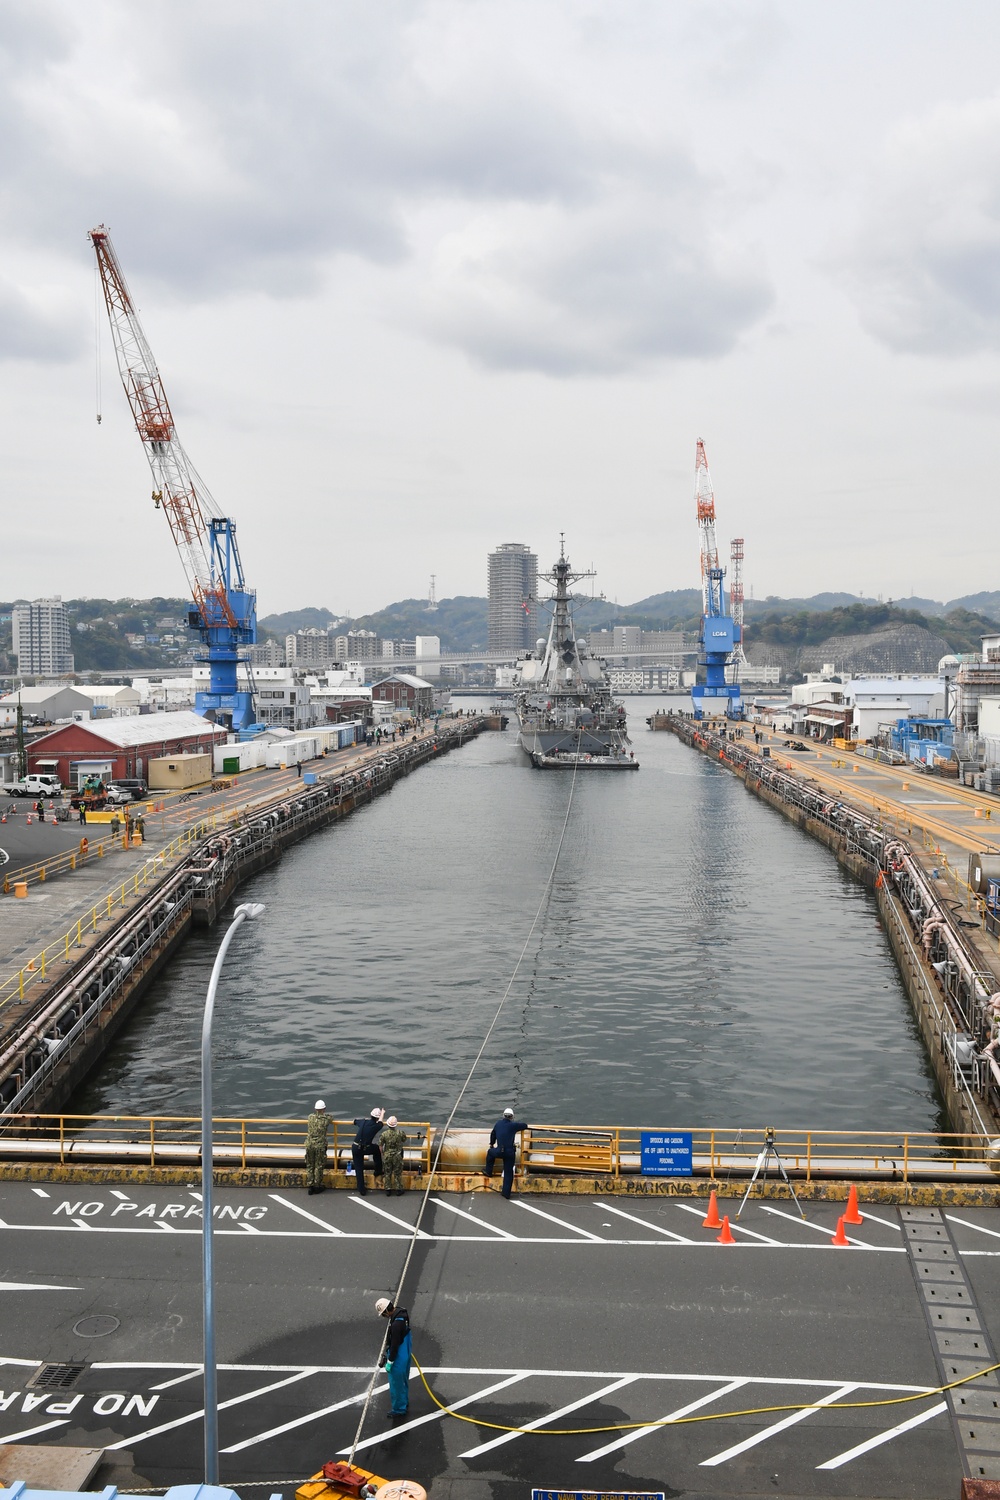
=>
[664,714,1000,1153]
[0,719,489,1119]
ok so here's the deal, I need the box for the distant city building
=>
[415,635,441,678]
[371,673,435,716]
[12,597,74,676]
[488,543,537,654]
[249,639,284,667]
[286,628,339,666]
[334,630,380,662]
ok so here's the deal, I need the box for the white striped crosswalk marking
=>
[577,1379,750,1461]
[459,1379,636,1458]
[816,1401,947,1469]
[593,1202,694,1243]
[105,1370,317,1451]
[269,1193,344,1234]
[340,1373,530,1454]
[431,1199,516,1239]
[700,1383,858,1466]
[673,1201,781,1244]
[759,1204,875,1248]
[348,1197,431,1237]
[513,1202,604,1240]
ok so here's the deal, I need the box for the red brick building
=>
[27,711,227,788]
[370,674,434,716]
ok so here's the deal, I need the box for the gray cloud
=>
[419,187,772,375]
[0,275,83,360]
[0,0,773,371]
[844,96,1000,355]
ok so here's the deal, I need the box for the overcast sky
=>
[4,0,1000,615]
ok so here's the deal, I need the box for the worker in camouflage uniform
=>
[379,1116,407,1196]
[304,1099,329,1194]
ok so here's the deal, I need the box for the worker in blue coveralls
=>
[485,1107,527,1199]
[376,1297,411,1419]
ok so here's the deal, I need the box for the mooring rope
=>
[346,748,582,1463]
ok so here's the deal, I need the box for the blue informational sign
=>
[640,1131,693,1176]
[533,1493,665,1500]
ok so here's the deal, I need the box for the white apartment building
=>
[12,597,74,676]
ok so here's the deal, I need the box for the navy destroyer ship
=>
[514,542,637,769]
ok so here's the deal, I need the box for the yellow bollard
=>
[39,867,45,882]
[14,882,28,899]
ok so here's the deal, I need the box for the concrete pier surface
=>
[0,1180,992,1498]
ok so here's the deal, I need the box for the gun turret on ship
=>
[513,542,638,769]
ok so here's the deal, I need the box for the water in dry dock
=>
[72,700,945,1131]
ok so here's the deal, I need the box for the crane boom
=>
[90,225,258,731]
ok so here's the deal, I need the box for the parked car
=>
[109,779,148,800]
[1,773,63,798]
[105,785,134,805]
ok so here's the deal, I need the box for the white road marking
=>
[71,1218,94,1230]
[759,1205,874,1248]
[852,1208,901,1231]
[240,1222,262,1234]
[269,1194,344,1235]
[431,1199,516,1239]
[0,1281,80,1291]
[578,1379,751,1461]
[221,1379,395,1453]
[105,1369,317,1450]
[349,1197,431,1237]
[30,1189,49,1199]
[150,1368,203,1391]
[673,1202,781,1244]
[512,1202,604,1241]
[110,1190,131,1201]
[946,1215,1000,1241]
[816,1400,948,1468]
[593,1202,694,1244]
[700,1383,859,1465]
[458,1377,636,1458]
[341,1373,530,1454]
[156,1220,179,1233]
[0,1418,69,1443]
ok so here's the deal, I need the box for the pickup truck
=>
[2,773,63,798]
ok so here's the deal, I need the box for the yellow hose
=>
[413,1352,996,1435]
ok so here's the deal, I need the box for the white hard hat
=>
[386,1116,397,1127]
[315,1100,326,1111]
[371,1106,382,1117]
[503,1107,514,1118]
[375,1297,392,1316]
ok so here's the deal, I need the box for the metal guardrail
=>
[0,816,228,1010]
[0,1114,992,1182]
[521,1125,997,1182]
[0,1114,434,1173]
[2,834,120,894]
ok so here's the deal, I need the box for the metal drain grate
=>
[28,1362,87,1390]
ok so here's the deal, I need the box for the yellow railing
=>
[0,1115,990,1183]
[0,816,226,1011]
[0,1113,433,1174]
[521,1125,996,1184]
[3,834,119,894]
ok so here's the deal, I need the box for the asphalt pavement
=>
[0,1181,989,1500]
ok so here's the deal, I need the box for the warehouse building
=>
[26,710,226,788]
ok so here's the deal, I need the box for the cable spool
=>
[376,1486,425,1500]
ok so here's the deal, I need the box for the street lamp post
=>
[202,900,266,1485]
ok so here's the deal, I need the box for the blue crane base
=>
[196,688,257,733]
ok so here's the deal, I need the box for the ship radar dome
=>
[938,654,960,673]
[536,638,547,653]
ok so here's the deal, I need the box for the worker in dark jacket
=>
[375,1297,411,1417]
[485,1107,527,1199]
[351,1107,385,1195]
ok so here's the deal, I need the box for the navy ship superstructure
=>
[514,543,637,769]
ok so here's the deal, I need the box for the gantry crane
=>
[90,225,258,732]
[691,440,742,720]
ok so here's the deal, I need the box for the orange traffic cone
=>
[717,1215,736,1244]
[702,1190,722,1229]
[844,1184,863,1225]
[831,1215,850,1246]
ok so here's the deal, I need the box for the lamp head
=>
[234,902,266,921]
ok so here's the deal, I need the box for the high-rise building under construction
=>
[488,542,537,653]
